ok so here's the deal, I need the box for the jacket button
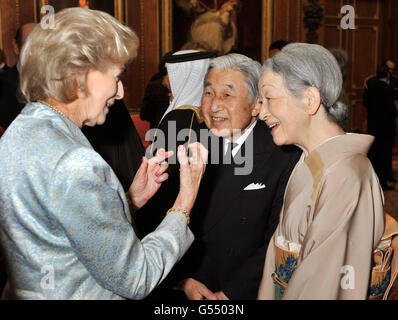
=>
[240,217,248,224]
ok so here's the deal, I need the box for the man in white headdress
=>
[134,49,214,300]
[159,50,214,121]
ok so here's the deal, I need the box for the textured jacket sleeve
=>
[48,147,194,299]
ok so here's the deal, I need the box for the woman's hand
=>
[173,142,208,212]
[128,149,173,211]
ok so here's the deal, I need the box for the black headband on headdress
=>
[165,51,217,64]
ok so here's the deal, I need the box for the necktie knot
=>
[224,142,238,164]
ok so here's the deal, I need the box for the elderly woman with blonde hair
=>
[256,43,387,299]
[0,8,207,300]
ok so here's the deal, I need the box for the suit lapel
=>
[201,122,275,233]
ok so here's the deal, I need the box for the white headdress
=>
[160,50,213,122]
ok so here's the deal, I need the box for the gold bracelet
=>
[166,207,190,224]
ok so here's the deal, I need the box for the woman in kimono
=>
[0,8,208,299]
[256,43,385,299]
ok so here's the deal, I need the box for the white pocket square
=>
[244,183,266,191]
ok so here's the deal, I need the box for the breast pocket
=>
[240,187,267,199]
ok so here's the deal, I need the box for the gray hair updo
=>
[262,43,348,128]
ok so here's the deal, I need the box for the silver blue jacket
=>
[0,102,193,299]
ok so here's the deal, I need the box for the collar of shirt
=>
[224,120,257,157]
[381,78,390,85]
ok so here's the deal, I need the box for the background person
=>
[136,49,214,240]
[364,63,397,190]
[0,50,8,73]
[0,23,36,130]
[268,40,290,58]
[139,51,173,130]
[0,8,207,300]
[135,49,214,300]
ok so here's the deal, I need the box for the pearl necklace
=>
[38,100,68,119]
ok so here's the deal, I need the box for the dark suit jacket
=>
[135,108,202,238]
[139,73,170,129]
[186,121,301,299]
[363,76,396,137]
[0,65,24,129]
[82,100,144,191]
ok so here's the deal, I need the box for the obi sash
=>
[271,238,300,300]
[368,213,398,300]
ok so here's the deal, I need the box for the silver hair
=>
[207,53,262,104]
[262,43,349,128]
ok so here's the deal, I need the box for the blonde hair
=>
[19,7,139,103]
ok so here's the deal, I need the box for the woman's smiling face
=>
[81,65,125,127]
[258,70,307,147]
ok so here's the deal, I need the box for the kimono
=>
[0,102,194,300]
[257,133,385,300]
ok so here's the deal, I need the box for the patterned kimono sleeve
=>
[48,147,194,299]
[283,162,384,300]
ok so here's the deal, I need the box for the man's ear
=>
[12,39,19,57]
[303,86,321,115]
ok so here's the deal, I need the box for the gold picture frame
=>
[35,0,126,24]
[160,0,273,63]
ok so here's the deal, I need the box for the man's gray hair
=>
[207,53,261,104]
[262,43,348,128]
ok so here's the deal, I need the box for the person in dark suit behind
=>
[0,23,36,296]
[0,50,9,73]
[139,52,173,129]
[386,59,398,102]
[0,23,36,130]
[364,63,397,190]
[82,99,145,191]
[384,59,398,183]
[179,53,301,300]
[268,40,290,58]
[135,50,214,241]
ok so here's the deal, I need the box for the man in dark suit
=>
[385,59,398,183]
[364,63,397,190]
[0,23,35,297]
[0,23,36,130]
[180,53,300,300]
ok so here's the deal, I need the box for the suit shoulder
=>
[364,75,377,88]
[162,109,196,123]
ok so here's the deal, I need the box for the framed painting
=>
[35,0,126,24]
[160,0,273,63]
